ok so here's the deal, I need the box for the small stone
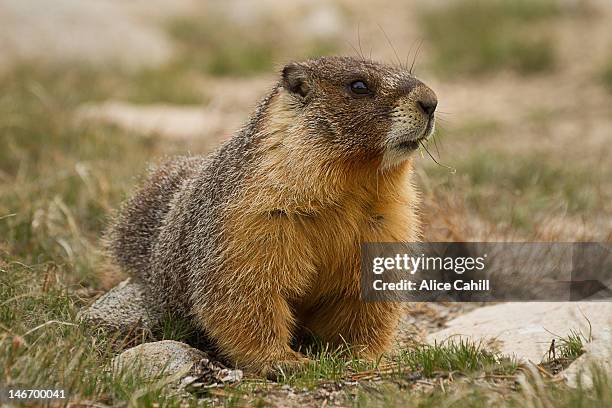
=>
[79,278,161,332]
[112,340,209,383]
[112,340,246,395]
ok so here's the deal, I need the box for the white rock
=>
[76,101,248,142]
[76,102,208,140]
[427,302,612,363]
[0,0,176,71]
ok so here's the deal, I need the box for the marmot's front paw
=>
[259,351,311,380]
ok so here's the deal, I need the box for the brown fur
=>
[108,56,436,377]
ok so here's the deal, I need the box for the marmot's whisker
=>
[420,140,456,174]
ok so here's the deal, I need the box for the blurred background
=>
[1,0,611,290]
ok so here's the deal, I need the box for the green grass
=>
[424,148,605,230]
[267,339,518,391]
[0,67,162,267]
[0,63,206,110]
[557,331,587,361]
[550,328,590,362]
[123,67,206,105]
[313,337,606,407]
[276,343,377,388]
[167,15,276,76]
[0,65,195,405]
[602,58,612,91]
[460,153,592,207]
[351,367,612,407]
[420,0,560,76]
[0,260,203,407]
[396,340,518,378]
[157,313,198,343]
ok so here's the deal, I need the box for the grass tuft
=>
[420,0,560,76]
[557,329,588,361]
[396,339,518,378]
[602,58,612,91]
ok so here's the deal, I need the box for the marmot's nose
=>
[417,90,438,117]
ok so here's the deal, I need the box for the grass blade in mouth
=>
[419,140,456,173]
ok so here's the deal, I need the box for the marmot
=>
[108,56,437,377]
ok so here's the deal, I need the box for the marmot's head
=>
[278,56,437,170]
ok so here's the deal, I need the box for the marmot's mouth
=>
[397,118,435,151]
[396,139,422,151]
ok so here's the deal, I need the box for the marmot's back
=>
[108,156,204,278]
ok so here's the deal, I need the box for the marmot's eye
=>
[350,80,371,95]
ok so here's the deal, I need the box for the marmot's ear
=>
[282,63,310,98]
